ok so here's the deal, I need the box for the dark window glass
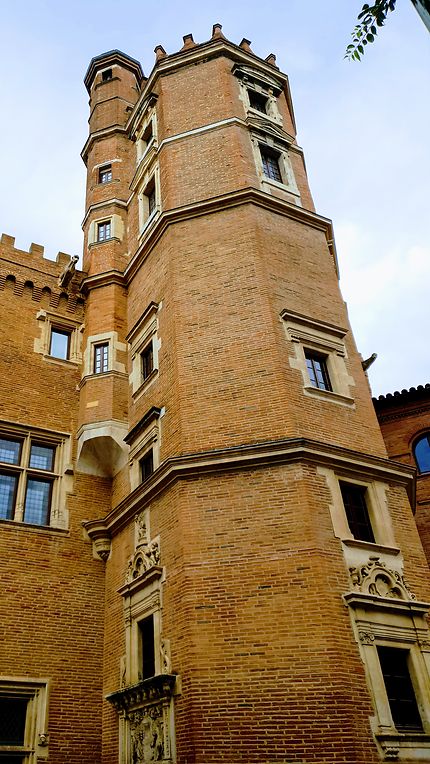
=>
[0,438,21,465]
[23,479,52,525]
[340,482,375,543]
[98,164,112,184]
[139,614,155,680]
[29,443,55,471]
[140,451,154,483]
[141,342,154,381]
[142,122,153,145]
[249,90,268,113]
[414,434,430,474]
[102,68,112,82]
[0,696,27,745]
[304,351,332,391]
[0,474,18,520]
[97,221,111,242]
[94,343,109,374]
[260,148,282,183]
[50,329,70,360]
[377,646,423,731]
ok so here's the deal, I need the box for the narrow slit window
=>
[139,614,155,680]
[102,68,112,82]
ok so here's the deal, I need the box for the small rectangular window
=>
[340,482,375,543]
[141,342,154,381]
[260,147,282,183]
[50,328,71,360]
[102,68,112,82]
[93,343,109,374]
[139,614,155,680]
[0,696,27,745]
[249,90,268,113]
[377,646,423,732]
[97,221,111,242]
[304,350,332,391]
[98,164,112,184]
[140,450,154,483]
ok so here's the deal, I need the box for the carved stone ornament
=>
[136,511,149,548]
[106,674,176,713]
[129,704,165,763]
[160,638,172,674]
[381,743,400,760]
[358,630,375,645]
[349,557,415,601]
[126,540,160,583]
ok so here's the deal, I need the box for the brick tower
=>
[1,25,430,764]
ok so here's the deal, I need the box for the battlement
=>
[0,233,79,271]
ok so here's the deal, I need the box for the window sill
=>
[88,237,121,248]
[342,538,400,557]
[0,518,69,534]
[132,368,158,400]
[303,385,355,407]
[262,176,300,197]
[43,354,80,368]
[106,674,178,713]
[247,106,282,126]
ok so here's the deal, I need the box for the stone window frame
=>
[317,465,398,554]
[88,214,124,246]
[0,677,50,762]
[281,309,355,407]
[34,309,83,367]
[136,113,158,167]
[125,407,162,493]
[127,302,161,399]
[0,419,73,530]
[138,165,161,236]
[344,593,430,760]
[251,133,300,201]
[82,330,127,380]
[233,63,284,127]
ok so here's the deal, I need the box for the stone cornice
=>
[124,187,339,283]
[81,198,128,229]
[80,270,126,293]
[106,675,177,712]
[83,437,416,539]
[127,37,295,138]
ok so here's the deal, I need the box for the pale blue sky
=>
[0,0,428,395]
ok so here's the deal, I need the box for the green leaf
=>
[367,32,375,41]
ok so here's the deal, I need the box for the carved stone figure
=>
[136,511,148,548]
[129,704,164,763]
[126,540,160,583]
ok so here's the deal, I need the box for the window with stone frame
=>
[97,220,111,242]
[127,302,160,398]
[35,309,83,366]
[377,646,423,732]
[93,342,109,374]
[0,679,49,763]
[49,328,71,360]
[339,481,375,543]
[98,163,112,184]
[0,423,71,529]
[260,145,283,183]
[304,350,332,392]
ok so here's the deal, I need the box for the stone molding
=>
[348,556,416,601]
[83,436,416,540]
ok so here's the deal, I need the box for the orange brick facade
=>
[1,28,430,764]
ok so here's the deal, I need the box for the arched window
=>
[414,434,430,474]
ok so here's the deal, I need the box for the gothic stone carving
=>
[381,743,400,760]
[358,630,375,645]
[129,704,165,763]
[127,540,160,583]
[135,511,149,548]
[349,557,415,601]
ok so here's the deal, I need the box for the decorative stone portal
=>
[106,674,177,763]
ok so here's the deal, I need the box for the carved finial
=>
[154,45,167,61]
[212,23,225,39]
[239,38,253,53]
[265,53,278,67]
[362,352,377,371]
[181,34,197,50]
